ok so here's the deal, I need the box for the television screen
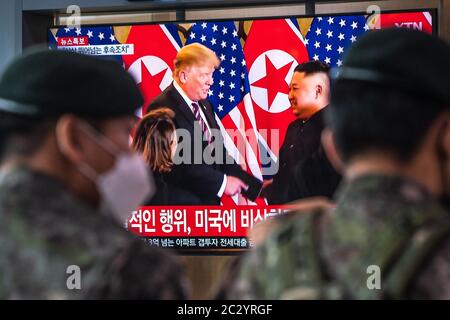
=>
[48,9,436,252]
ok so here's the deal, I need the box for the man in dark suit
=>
[263,61,341,204]
[147,43,262,205]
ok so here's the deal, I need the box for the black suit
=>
[145,171,202,206]
[265,108,341,204]
[147,83,261,205]
[288,145,341,201]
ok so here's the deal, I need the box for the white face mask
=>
[77,122,155,224]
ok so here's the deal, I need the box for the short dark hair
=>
[0,112,113,161]
[132,108,176,173]
[327,80,444,163]
[0,112,56,161]
[294,61,330,77]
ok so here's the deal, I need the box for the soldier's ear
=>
[55,114,86,165]
[322,128,343,173]
[432,112,450,162]
[443,114,450,199]
[442,113,450,159]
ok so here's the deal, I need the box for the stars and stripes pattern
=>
[185,21,264,205]
[306,15,368,67]
[186,22,249,119]
[49,26,122,63]
[51,26,119,45]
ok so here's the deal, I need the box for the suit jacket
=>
[145,171,202,206]
[266,108,340,204]
[288,146,341,201]
[147,83,261,205]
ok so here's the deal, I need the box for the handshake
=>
[224,175,263,201]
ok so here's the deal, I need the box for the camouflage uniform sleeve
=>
[229,211,328,300]
[411,237,450,299]
[92,240,190,299]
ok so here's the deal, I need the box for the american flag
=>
[52,26,119,45]
[306,15,368,68]
[49,26,122,63]
[186,22,249,119]
[185,21,264,204]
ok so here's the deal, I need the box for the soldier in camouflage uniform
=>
[229,28,450,299]
[0,48,190,299]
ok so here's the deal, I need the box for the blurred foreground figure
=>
[230,28,450,299]
[0,48,189,299]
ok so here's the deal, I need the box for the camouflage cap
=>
[0,47,143,117]
[331,28,450,106]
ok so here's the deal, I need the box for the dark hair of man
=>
[0,112,109,162]
[132,108,176,173]
[0,112,56,161]
[294,60,330,78]
[327,79,444,163]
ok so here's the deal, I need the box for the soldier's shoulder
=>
[409,222,450,299]
[230,208,331,299]
[272,206,331,240]
[94,238,189,299]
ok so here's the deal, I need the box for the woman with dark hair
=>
[133,107,201,205]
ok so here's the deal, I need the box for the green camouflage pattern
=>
[230,174,450,299]
[0,165,188,299]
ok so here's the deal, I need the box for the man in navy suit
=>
[147,43,262,205]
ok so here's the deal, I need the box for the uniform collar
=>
[337,173,435,204]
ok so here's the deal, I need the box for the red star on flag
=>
[139,60,167,109]
[252,56,293,110]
